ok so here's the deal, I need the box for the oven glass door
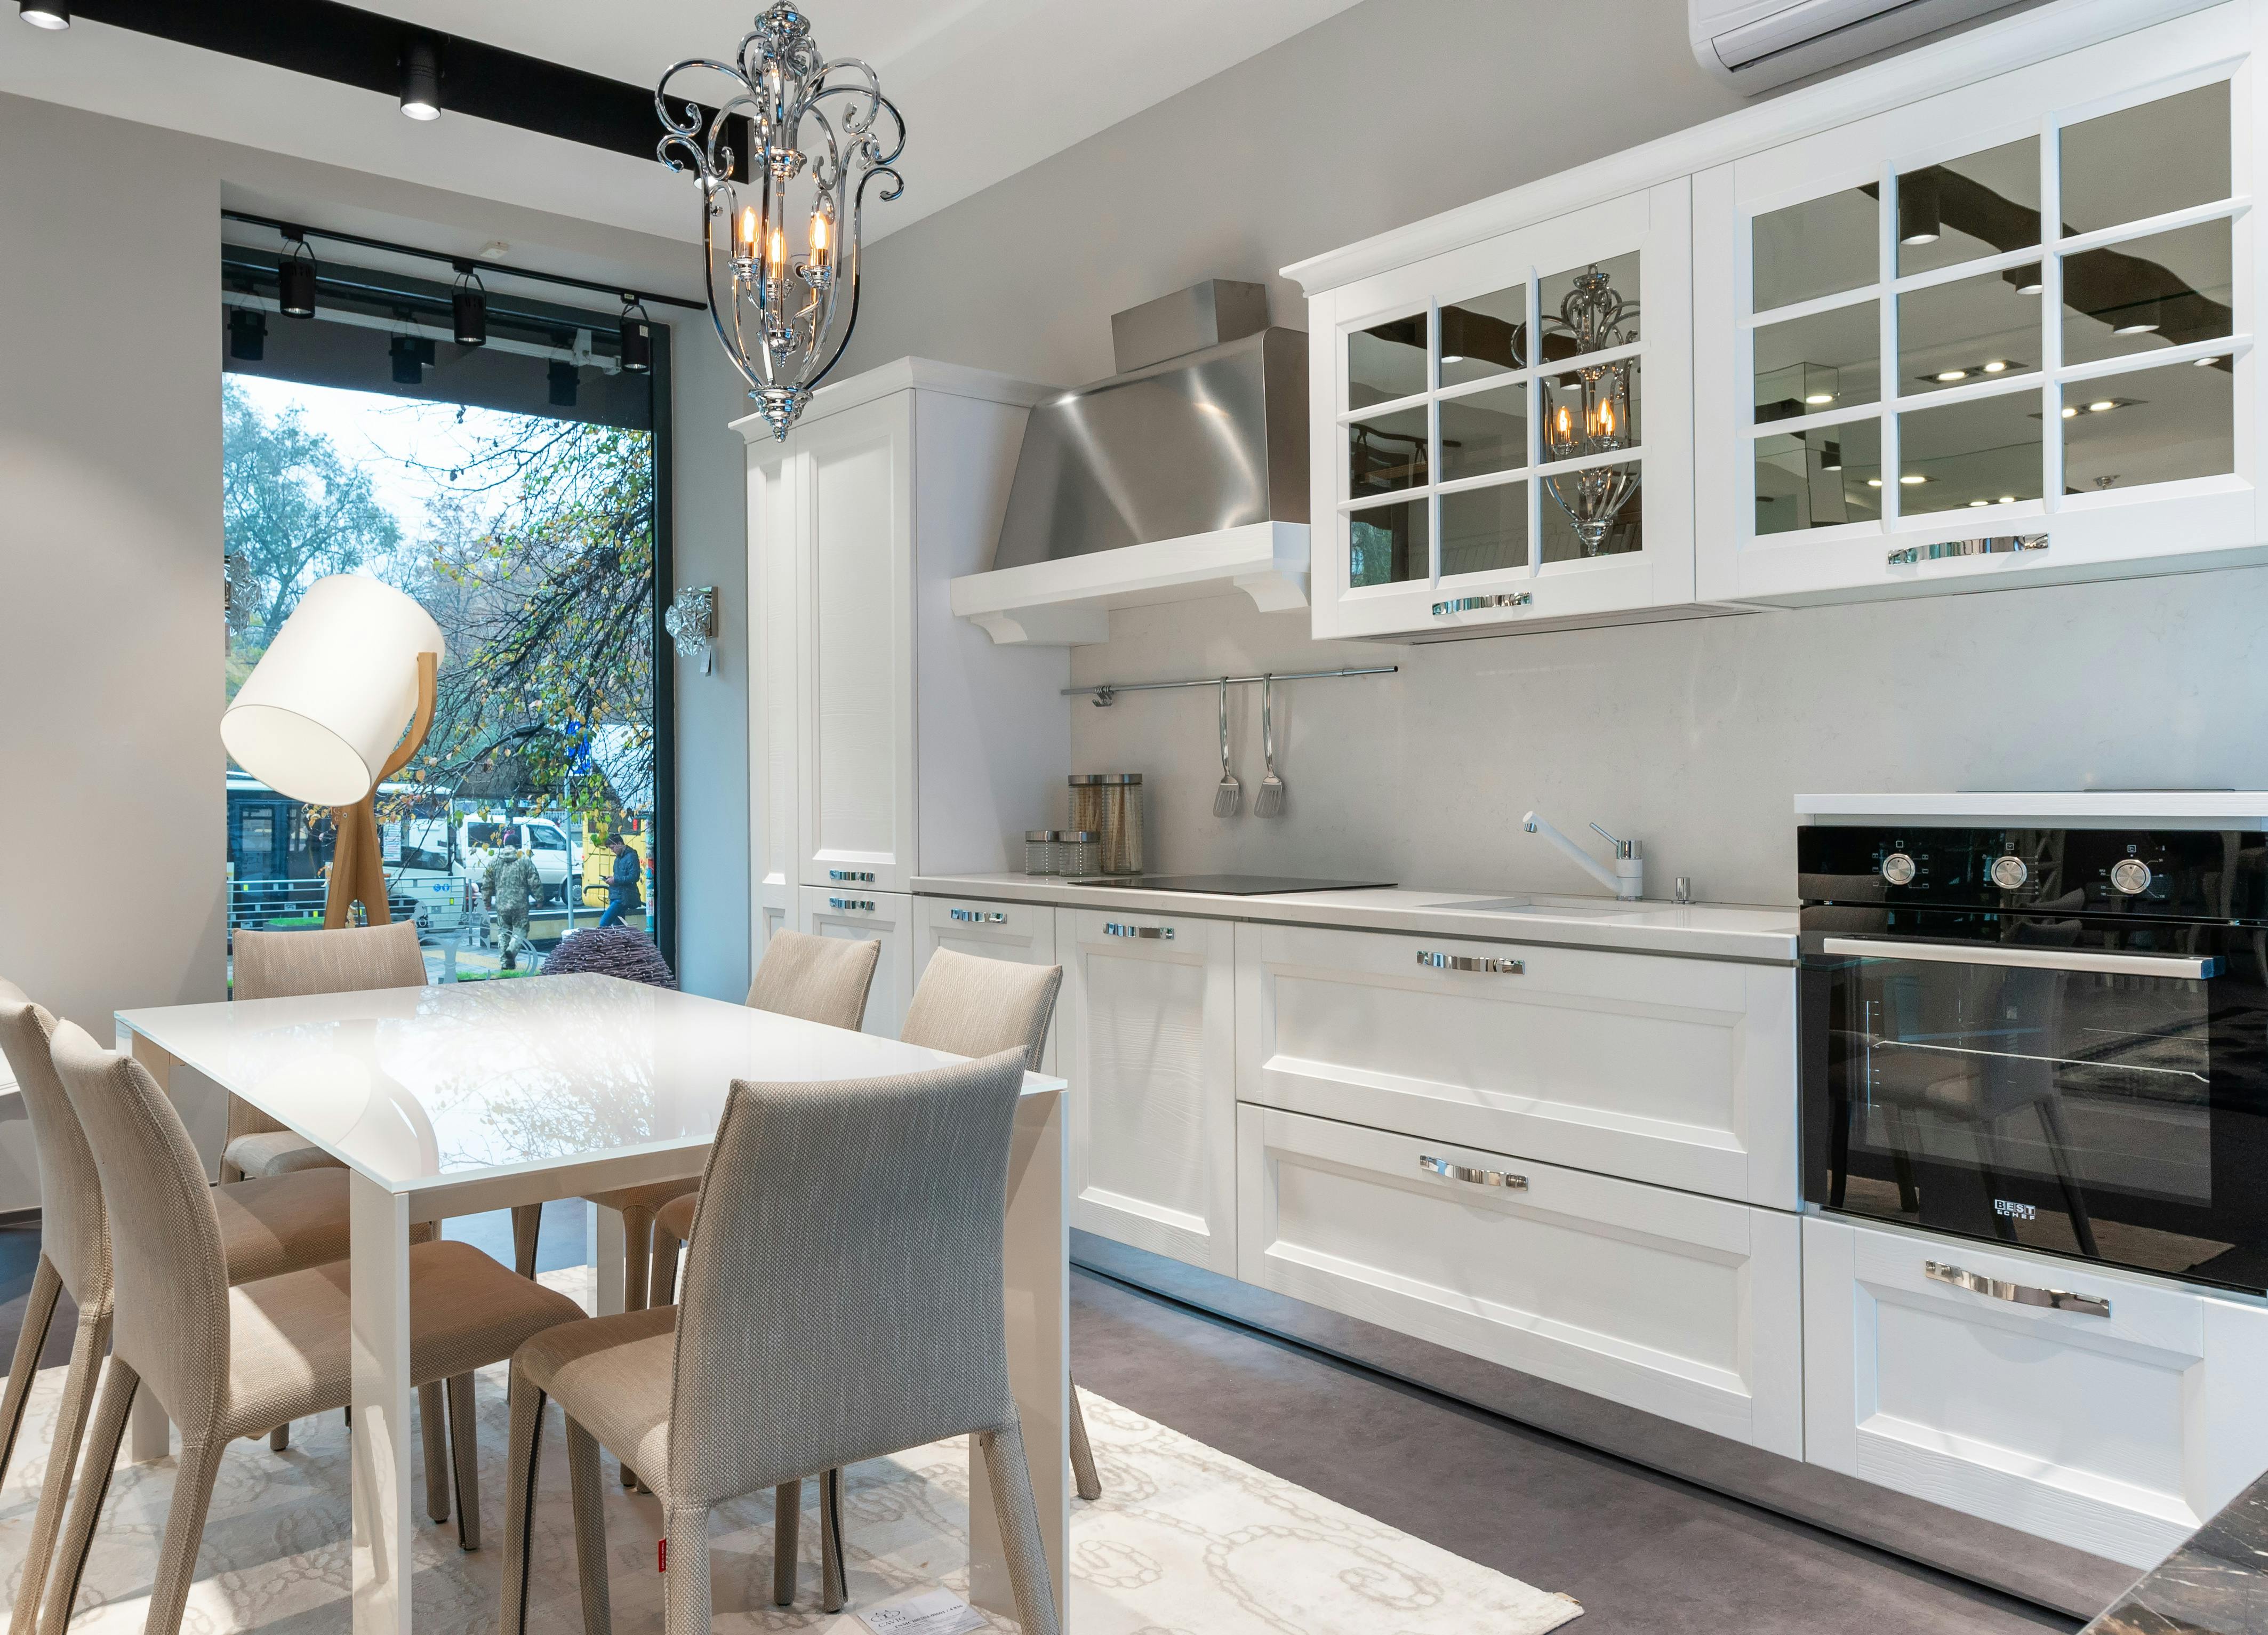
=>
[1802,909,2268,1292]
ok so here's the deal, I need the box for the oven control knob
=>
[1989,854,2029,891]
[1881,852,1918,886]
[2110,858,2153,896]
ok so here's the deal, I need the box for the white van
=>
[459,818,573,905]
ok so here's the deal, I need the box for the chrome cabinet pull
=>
[1418,1153,1528,1190]
[949,908,1008,924]
[1415,950,1523,975]
[1925,1260,2110,1318]
[1886,533,2046,566]
[828,869,876,883]
[1822,937,2217,980]
[1432,591,1532,617]
[1103,922,1173,940]
[828,897,875,912]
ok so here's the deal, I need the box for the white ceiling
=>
[0,0,1360,250]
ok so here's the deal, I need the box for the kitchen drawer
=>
[1235,921,1797,1206]
[1239,1104,1802,1455]
[1804,1215,2268,1567]
[913,895,1060,1074]
[795,886,914,1038]
[1062,908,1237,1276]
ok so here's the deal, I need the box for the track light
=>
[399,38,440,121]
[228,307,267,362]
[390,332,435,386]
[453,270,487,347]
[618,298,652,374]
[2005,263,2043,296]
[277,239,317,318]
[548,359,579,407]
[1897,170,1941,245]
[19,1,68,27]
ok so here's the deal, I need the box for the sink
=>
[1423,896,1649,918]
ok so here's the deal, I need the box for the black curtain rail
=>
[223,211,704,312]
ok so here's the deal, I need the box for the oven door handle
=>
[1820,936,2219,980]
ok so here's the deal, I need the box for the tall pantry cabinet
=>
[742,359,1070,1036]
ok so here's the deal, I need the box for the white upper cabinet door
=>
[1311,179,1696,640]
[794,392,918,893]
[1696,4,2264,604]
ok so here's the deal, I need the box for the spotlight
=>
[1820,441,1842,471]
[1935,370,1968,382]
[2088,398,2117,412]
[390,332,435,386]
[618,297,652,374]
[228,307,267,362]
[453,270,486,347]
[1899,473,1927,484]
[399,37,440,121]
[1440,354,1466,365]
[2111,294,2162,335]
[1804,392,1835,405]
[1982,360,2008,374]
[548,359,580,407]
[1897,170,1941,245]
[278,239,317,319]
[2005,263,2043,296]
[19,1,68,27]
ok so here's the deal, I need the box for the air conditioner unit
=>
[1691,0,2025,91]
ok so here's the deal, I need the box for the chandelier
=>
[655,4,904,440]
[1540,265,1639,556]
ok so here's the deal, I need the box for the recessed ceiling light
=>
[1440,354,1466,365]
[2000,495,2016,503]
[1982,360,2008,374]
[1900,474,1927,484]
[2088,399,2117,412]
[1866,478,1885,488]
[1969,499,1989,507]
[2196,355,2219,367]
[2061,406,2079,418]
[1805,392,1835,405]
[1936,369,1967,382]
[19,0,68,26]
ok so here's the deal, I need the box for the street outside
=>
[422,903,649,983]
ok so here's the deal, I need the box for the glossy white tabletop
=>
[117,973,1064,1195]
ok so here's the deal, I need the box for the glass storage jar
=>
[1095,773,1144,875]
[1054,830,1100,877]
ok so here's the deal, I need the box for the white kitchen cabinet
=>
[1302,179,1710,640]
[795,885,914,1039]
[1240,1104,1803,1455]
[1695,3,2267,604]
[749,434,800,953]
[1234,921,1797,1207]
[1060,907,1237,1275]
[1803,1214,2268,1567]
[912,894,1061,1075]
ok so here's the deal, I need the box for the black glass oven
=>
[1800,822,2268,1294]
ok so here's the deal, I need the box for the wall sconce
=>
[665,585,718,674]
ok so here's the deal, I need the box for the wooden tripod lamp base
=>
[324,650,439,929]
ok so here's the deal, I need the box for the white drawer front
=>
[914,896,1060,1074]
[1235,921,1797,1206]
[1239,1104,1802,1455]
[1804,1216,2268,1568]
[795,886,914,1039]
[1064,909,1237,1275]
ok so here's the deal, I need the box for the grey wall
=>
[0,90,748,1040]
[840,0,2265,906]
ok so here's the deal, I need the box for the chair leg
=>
[511,1203,543,1281]
[772,1480,800,1607]
[142,1438,224,1635]
[664,1505,714,1635]
[0,1254,62,1488]
[447,1373,482,1550]
[268,1423,290,1452]
[502,1368,549,1635]
[421,1378,452,1524]
[653,1232,683,1309]
[8,1307,107,1635]
[976,1416,1062,1635]
[819,1466,848,1613]
[37,1358,138,1635]
[619,1205,655,1492]
[1069,1378,1102,1502]
[563,1414,614,1635]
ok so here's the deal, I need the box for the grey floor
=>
[0,1216,2078,1633]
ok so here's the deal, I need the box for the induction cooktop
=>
[1064,874,1393,895]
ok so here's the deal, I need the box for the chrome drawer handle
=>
[1887,533,2046,566]
[829,897,875,912]
[1925,1260,2110,1319]
[1103,922,1173,940]
[1432,591,1532,617]
[1415,950,1523,974]
[949,908,1007,924]
[1419,1153,1528,1190]
[828,869,876,883]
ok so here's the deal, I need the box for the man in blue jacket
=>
[599,834,643,928]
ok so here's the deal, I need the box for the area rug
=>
[0,1269,1581,1634]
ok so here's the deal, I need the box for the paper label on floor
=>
[857,1587,987,1635]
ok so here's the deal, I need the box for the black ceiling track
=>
[68,0,747,174]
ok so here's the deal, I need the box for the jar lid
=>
[1067,774,1101,786]
[1054,830,1099,843]
[1025,829,1055,842]
[1096,772,1143,785]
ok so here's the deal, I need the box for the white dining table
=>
[114,972,1071,1634]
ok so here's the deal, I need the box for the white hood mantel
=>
[949,520,1309,646]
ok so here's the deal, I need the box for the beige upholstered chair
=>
[651,945,1101,1523]
[0,981,363,1635]
[224,919,427,1180]
[38,1021,584,1635]
[500,1049,1059,1635]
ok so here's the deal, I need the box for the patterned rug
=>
[0,1270,1581,1634]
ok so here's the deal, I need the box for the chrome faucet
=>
[1522,812,1645,901]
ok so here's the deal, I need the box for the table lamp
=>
[221,574,445,929]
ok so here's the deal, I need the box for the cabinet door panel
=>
[1062,910,1236,1273]
[913,896,1060,1075]
[795,886,913,1039]
[749,439,801,971]
[1240,1105,1802,1455]
[1235,921,1796,1206]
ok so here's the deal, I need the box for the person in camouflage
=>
[480,832,543,971]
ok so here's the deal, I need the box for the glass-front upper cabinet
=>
[1309,180,1696,639]
[1694,5,2261,604]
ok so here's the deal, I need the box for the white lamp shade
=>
[221,575,445,806]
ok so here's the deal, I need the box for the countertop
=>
[2085,1472,2268,1633]
[912,874,1801,963]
